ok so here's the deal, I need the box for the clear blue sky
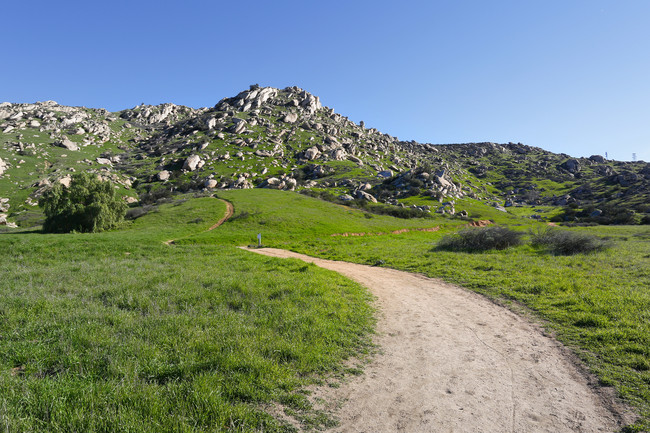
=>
[3,0,649,162]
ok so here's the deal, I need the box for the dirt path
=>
[163,198,233,245]
[207,199,234,231]
[245,248,632,433]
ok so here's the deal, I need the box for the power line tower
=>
[633,153,637,162]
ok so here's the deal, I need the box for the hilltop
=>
[1,85,648,228]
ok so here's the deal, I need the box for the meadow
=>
[0,196,374,432]
[193,189,650,431]
[1,189,649,431]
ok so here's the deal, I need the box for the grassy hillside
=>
[0,195,375,432]
[188,190,649,431]
[2,187,648,430]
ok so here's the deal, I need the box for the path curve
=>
[207,199,234,231]
[245,248,631,433]
[163,198,233,245]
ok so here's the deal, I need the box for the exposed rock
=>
[561,159,581,173]
[377,170,393,179]
[283,112,299,123]
[331,148,347,161]
[589,155,606,163]
[204,179,218,189]
[57,137,79,151]
[299,92,322,114]
[354,190,378,203]
[96,157,112,165]
[58,175,72,187]
[339,194,355,201]
[183,155,203,171]
[590,209,603,217]
[304,146,320,160]
[348,155,363,165]
[157,170,171,181]
[0,158,7,176]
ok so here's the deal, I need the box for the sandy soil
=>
[245,248,633,433]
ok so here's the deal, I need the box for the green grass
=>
[182,189,649,431]
[0,195,374,432]
[277,223,649,431]
[3,188,649,431]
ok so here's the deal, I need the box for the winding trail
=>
[207,199,234,230]
[163,198,233,245]
[244,248,631,433]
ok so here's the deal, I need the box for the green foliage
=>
[437,226,524,252]
[38,172,127,233]
[530,227,612,255]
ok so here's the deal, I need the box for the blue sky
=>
[3,0,649,161]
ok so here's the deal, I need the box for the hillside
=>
[1,85,649,228]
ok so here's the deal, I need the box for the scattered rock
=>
[157,170,171,181]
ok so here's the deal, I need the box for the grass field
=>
[188,190,650,431]
[0,195,374,432]
[2,189,649,431]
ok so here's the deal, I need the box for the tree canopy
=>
[39,172,127,233]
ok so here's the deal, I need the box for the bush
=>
[437,226,524,252]
[530,228,611,255]
[39,172,127,233]
[125,205,158,220]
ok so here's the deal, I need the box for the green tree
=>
[39,172,127,233]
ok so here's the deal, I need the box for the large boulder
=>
[57,137,79,151]
[157,170,171,181]
[0,158,7,176]
[204,179,218,189]
[561,159,581,173]
[304,146,320,161]
[589,155,606,163]
[58,175,72,187]
[183,155,203,171]
[283,112,299,123]
[330,148,347,161]
[354,190,378,203]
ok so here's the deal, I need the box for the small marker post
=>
[257,233,262,247]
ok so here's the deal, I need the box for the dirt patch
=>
[466,220,493,227]
[244,248,635,432]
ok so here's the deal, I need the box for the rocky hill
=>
[1,85,649,228]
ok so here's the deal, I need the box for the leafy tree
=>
[39,172,127,233]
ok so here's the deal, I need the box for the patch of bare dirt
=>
[244,248,634,432]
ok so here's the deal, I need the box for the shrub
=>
[437,226,524,252]
[39,172,127,233]
[125,205,158,220]
[530,228,611,255]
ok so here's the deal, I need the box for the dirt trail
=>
[245,248,632,433]
[207,200,234,231]
[163,198,233,245]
